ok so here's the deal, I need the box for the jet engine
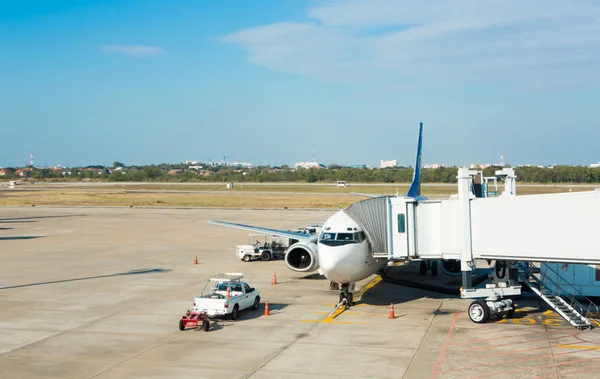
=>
[284,242,319,272]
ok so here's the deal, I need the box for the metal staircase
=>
[518,262,598,330]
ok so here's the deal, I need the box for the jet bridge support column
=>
[458,167,475,289]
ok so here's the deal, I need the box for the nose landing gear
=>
[338,283,355,308]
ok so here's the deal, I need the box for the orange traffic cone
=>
[388,303,395,319]
[226,287,231,299]
[264,300,270,316]
[193,256,198,265]
[272,272,277,285]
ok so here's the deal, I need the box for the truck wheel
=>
[252,296,261,310]
[202,319,210,332]
[261,252,271,261]
[243,255,251,262]
[231,305,239,320]
[179,319,185,331]
[419,261,427,276]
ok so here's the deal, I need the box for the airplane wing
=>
[208,220,315,241]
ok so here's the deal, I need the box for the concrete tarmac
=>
[1,206,600,379]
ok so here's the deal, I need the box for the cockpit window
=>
[336,233,354,241]
[319,231,363,246]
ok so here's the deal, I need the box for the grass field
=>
[0,182,597,208]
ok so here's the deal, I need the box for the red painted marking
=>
[441,347,592,374]
[461,334,577,352]
[535,364,600,379]
[448,329,572,346]
[463,356,600,379]
[431,311,459,379]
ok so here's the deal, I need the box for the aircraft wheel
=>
[468,301,490,323]
[419,261,427,276]
[339,292,345,304]
[347,293,354,307]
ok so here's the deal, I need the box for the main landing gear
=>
[419,260,438,276]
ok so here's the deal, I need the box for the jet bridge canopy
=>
[386,178,600,266]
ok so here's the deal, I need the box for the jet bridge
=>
[386,169,600,266]
[343,167,600,328]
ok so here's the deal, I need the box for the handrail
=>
[520,262,599,317]
[539,263,600,316]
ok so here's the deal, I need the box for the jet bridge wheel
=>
[495,308,515,319]
[468,300,491,323]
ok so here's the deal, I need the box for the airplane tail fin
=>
[406,122,423,198]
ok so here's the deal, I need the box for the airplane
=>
[209,122,460,306]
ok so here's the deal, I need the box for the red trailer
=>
[179,309,211,331]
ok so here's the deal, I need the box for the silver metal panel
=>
[343,196,390,256]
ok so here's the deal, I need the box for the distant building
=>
[469,164,491,170]
[168,169,183,175]
[424,164,445,169]
[295,161,325,169]
[516,164,545,168]
[380,160,397,168]
[185,160,198,165]
[0,169,6,176]
[188,165,204,170]
[230,161,253,168]
[590,162,600,168]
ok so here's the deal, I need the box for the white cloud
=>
[221,0,600,86]
[100,45,164,57]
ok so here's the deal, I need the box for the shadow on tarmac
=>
[0,235,44,241]
[0,268,171,290]
[0,214,86,222]
[358,279,451,307]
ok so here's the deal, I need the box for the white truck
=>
[192,273,261,320]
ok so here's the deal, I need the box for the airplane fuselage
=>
[316,210,386,284]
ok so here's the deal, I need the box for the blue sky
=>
[1,0,600,168]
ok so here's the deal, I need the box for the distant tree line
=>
[3,163,600,184]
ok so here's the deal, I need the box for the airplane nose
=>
[318,246,349,283]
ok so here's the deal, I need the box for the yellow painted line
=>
[312,311,385,317]
[325,303,369,307]
[300,320,371,325]
[323,305,346,322]
[356,275,382,298]
[556,344,600,350]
